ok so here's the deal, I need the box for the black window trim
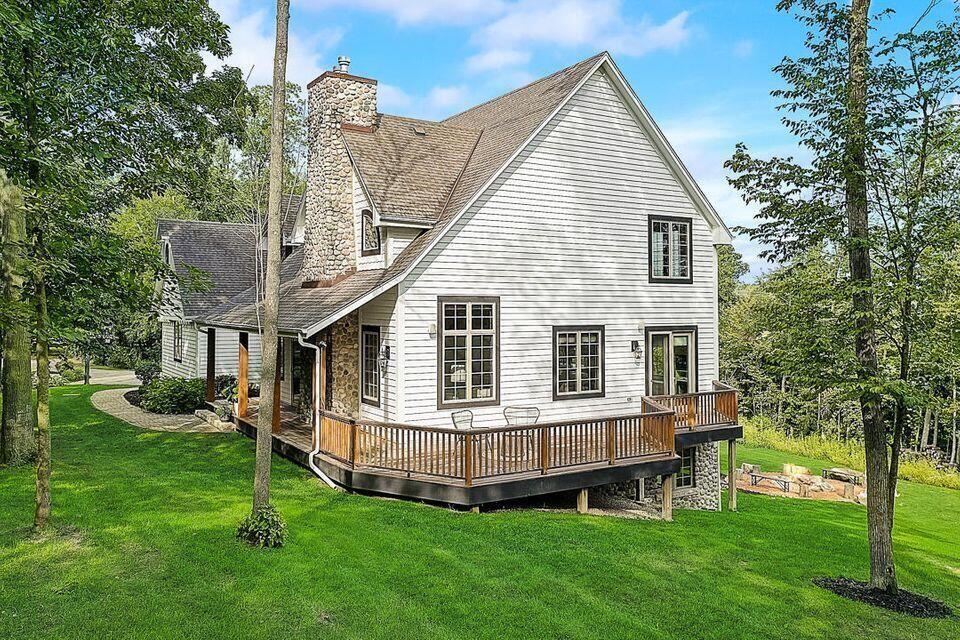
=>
[360,209,381,257]
[552,325,606,401]
[644,325,699,396]
[648,214,694,284]
[436,296,501,410]
[361,324,381,407]
[173,321,184,363]
[676,446,697,489]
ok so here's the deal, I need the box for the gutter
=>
[297,333,337,489]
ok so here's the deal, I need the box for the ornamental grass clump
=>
[236,505,287,548]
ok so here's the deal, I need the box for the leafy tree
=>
[726,0,960,593]
[0,0,245,530]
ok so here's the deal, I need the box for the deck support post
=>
[576,488,589,514]
[238,331,249,418]
[727,439,738,512]
[205,327,216,403]
[661,474,673,522]
[272,338,282,434]
[470,506,480,514]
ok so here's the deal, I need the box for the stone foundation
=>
[602,442,722,512]
[329,311,360,418]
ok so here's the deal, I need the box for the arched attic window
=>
[361,209,381,256]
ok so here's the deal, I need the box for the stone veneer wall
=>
[641,442,721,511]
[302,72,377,282]
[329,311,360,418]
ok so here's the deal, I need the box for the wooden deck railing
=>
[315,407,676,486]
[648,381,739,430]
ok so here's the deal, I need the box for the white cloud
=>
[476,1,691,57]
[733,39,754,59]
[297,0,506,26]
[377,83,413,111]
[426,85,471,111]
[206,0,342,89]
[465,48,531,73]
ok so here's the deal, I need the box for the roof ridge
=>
[442,52,606,124]
[157,218,255,228]
[378,112,478,132]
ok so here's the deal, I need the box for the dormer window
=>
[361,209,381,256]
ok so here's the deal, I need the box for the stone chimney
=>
[301,56,378,284]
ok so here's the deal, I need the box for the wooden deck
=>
[233,382,740,506]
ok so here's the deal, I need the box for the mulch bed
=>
[123,389,141,408]
[813,576,953,618]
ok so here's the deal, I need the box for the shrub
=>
[742,419,960,490]
[139,377,206,414]
[215,374,237,400]
[236,505,287,548]
[135,360,161,388]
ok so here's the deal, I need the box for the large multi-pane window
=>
[554,326,605,399]
[361,209,381,256]
[173,322,184,362]
[438,297,499,407]
[676,447,696,488]
[361,325,381,407]
[649,215,692,282]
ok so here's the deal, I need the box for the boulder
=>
[783,463,810,477]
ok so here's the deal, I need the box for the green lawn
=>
[1,386,957,640]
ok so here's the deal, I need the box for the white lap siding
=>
[358,287,399,422]
[161,320,199,379]
[397,68,719,428]
[196,328,263,383]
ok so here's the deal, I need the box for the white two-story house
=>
[200,52,742,515]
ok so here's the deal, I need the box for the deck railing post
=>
[350,422,359,468]
[464,433,474,487]
[237,332,249,418]
[540,426,549,474]
[606,419,616,464]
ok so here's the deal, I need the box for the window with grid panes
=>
[438,298,498,407]
[553,326,604,399]
[361,326,381,406]
[649,216,692,282]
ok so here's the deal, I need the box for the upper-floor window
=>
[437,297,499,408]
[554,326,605,400]
[173,322,184,362]
[361,209,381,256]
[361,325,381,407]
[649,215,692,283]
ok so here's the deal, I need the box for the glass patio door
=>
[647,329,696,395]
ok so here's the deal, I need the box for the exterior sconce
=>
[428,323,437,338]
[631,339,643,363]
[379,344,391,373]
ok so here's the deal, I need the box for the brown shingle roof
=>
[343,115,480,224]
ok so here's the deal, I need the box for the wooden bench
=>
[748,472,792,492]
[821,467,863,485]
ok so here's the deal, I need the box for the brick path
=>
[90,387,233,433]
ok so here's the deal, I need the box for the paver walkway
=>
[90,387,232,433]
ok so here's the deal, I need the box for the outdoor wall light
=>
[428,323,437,338]
[631,340,643,363]
[379,344,391,373]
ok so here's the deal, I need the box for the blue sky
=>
[207,0,948,278]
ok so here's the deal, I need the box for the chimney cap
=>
[336,55,350,73]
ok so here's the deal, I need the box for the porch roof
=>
[199,248,386,335]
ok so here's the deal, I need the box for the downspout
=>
[298,333,337,489]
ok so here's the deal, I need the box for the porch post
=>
[272,338,282,434]
[312,336,322,449]
[238,331,249,417]
[661,474,674,522]
[728,439,738,512]
[205,327,216,403]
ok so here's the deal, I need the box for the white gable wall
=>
[395,69,719,428]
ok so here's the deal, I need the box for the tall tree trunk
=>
[0,170,36,465]
[845,0,897,594]
[251,0,290,512]
[920,407,931,449]
[951,379,957,466]
[931,411,939,452]
[33,278,51,530]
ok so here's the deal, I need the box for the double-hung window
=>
[676,447,696,488]
[438,297,499,408]
[361,325,381,407]
[173,322,184,362]
[553,326,605,399]
[649,215,693,283]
